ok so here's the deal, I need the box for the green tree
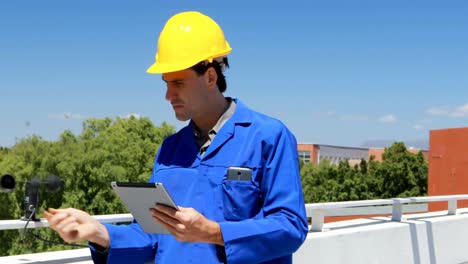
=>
[301,159,341,203]
[379,142,428,198]
[300,142,428,203]
[0,117,175,256]
[366,155,383,198]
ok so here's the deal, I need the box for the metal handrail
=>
[0,213,133,231]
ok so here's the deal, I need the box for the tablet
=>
[111,182,179,234]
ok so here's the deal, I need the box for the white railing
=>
[306,194,468,232]
[391,195,468,220]
[0,213,133,231]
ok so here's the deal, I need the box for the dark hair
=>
[190,57,229,93]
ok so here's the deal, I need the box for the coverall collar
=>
[188,98,253,160]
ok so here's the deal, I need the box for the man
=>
[45,11,308,263]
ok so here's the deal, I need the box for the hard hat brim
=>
[146,48,232,74]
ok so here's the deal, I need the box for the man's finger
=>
[154,204,178,216]
[48,208,59,214]
[61,222,79,234]
[46,212,70,227]
[153,214,179,234]
[152,209,177,225]
[43,210,52,220]
[55,215,77,231]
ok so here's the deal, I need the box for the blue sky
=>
[1,0,467,149]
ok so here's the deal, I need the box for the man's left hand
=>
[149,205,224,246]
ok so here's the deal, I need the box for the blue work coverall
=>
[90,99,308,263]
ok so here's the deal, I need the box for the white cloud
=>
[452,103,468,117]
[413,124,423,130]
[48,112,83,120]
[379,114,397,123]
[427,102,468,117]
[427,106,450,116]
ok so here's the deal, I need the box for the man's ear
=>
[206,68,217,87]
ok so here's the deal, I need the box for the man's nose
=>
[165,86,175,101]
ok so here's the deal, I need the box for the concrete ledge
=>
[294,208,468,264]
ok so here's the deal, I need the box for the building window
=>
[298,151,311,163]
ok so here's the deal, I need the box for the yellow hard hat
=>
[146,11,232,74]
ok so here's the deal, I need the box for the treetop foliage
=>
[300,141,428,203]
[0,117,175,255]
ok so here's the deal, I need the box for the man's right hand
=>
[44,208,110,248]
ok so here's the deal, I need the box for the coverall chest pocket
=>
[222,180,261,221]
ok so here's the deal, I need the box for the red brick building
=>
[428,127,468,210]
